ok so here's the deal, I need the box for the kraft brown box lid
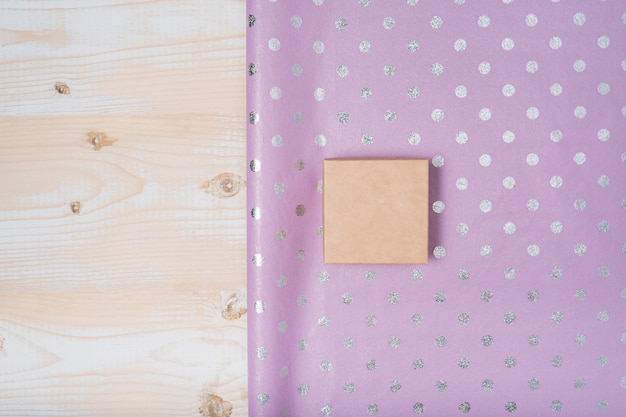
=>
[323,158,429,264]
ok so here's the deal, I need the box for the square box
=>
[323,158,429,264]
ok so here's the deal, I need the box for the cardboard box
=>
[323,159,429,264]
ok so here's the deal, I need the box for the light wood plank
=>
[0,1,247,416]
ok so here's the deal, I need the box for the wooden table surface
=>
[0,1,247,416]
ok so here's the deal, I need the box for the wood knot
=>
[222,293,247,320]
[199,393,232,417]
[54,82,70,95]
[69,201,82,214]
[87,131,117,150]
[201,173,246,199]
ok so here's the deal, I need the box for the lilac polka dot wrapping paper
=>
[246,1,626,416]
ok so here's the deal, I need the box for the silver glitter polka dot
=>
[430,16,443,28]
[257,346,268,360]
[526,13,538,26]
[550,176,563,188]
[435,336,447,347]
[458,357,470,369]
[526,60,539,73]
[386,292,400,305]
[268,38,281,51]
[458,312,470,325]
[551,311,563,323]
[407,87,420,99]
[361,87,373,100]
[505,356,516,368]
[383,16,395,29]
[573,12,586,25]
[295,250,305,261]
[597,128,610,142]
[367,404,378,415]
[319,315,331,328]
[389,380,401,392]
[408,132,421,145]
[573,152,586,165]
[432,201,445,213]
[528,290,540,302]
[433,246,446,259]
[252,254,264,267]
[313,40,325,53]
[335,17,347,30]
[623,289,626,300]
[251,207,262,220]
[550,37,562,50]
[257,393,270,405]
[297,383,309,395]
[290,15,302,29]
[479,108,492,121]
[479,154,492,166]
[598,265,610,278]
[574,377,586,389]
[620,376,626,387]
[312,0,324,5]
[597,311,609,322]
[344,382,355,393]
[436,380,448,392]
[279,366,288,378]
[622,333,626,344]
[411,313,423,326]
[407,40,419,52]
[431,109,444,122]
[455,177,468,190]
[455,85,468,98]
[335,64,348,78]
[504,312,516,324]
[481,290,494,302]
[573,243,587,256]
[503,222,516,234]
[359,41,372,54]
[574,289,587,301]
[502,37,515,50]
[528,334,540,346]
[456,131,469,144]
[459,402,471,413]
[321,405,332,416]
[384,110,397,122]
[457,223,469,236]
[504,267,516,280]
[413,403,424,414]
[550,83,563,96]
[313,87,326,101]
[366,314,377,327]
[248,63,257,76]
[550,221,563,234]
[296,295,306,306]
[458,268,470,280]
[454,38,467,52]
[598,82,610,95]
[551,356,563,368]
[365,270,376,282]
[295,204,306,216]
[528,378,540,390]
[431,62,444,76]
[297,339,308,350]
[431,155,445,168]
[527,199,539,211]
[527,153,539,166]
[274,183,286,195]
[320,360,332,372]
[574,105,586,119]
[573,59,586,72]
[597,399,608,410]
[480,200,493,212]
[622,153,626,163]
[343,338,354,349]
[412,358,424,369]
[411,269,423,281]
[503,176,516,189]
[249,111,259,124]
[597,35,610,48]
[434,291,447,303]
[341,293,353,305]
[480,245,493,257]
[483,379,494,391]
[383,64,396,77]
[337,111,349,123]
[361,134,374,146]
[551,266,563,279]
[479,61,491,74]
[574,198,586,211]
[574,333,586,345]
[270,86,282,100]
[598,174,610,187]
[482,335,494,347]
[527,107,539,120]
[366,360,377,371]
[359,0,371,5]
[502,84,516,97]
[598,220,610,233]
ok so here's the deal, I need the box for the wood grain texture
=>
[0,1,247,416]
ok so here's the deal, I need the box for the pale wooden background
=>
[0,1,247,416]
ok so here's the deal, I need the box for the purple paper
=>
[247,1,626,416]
